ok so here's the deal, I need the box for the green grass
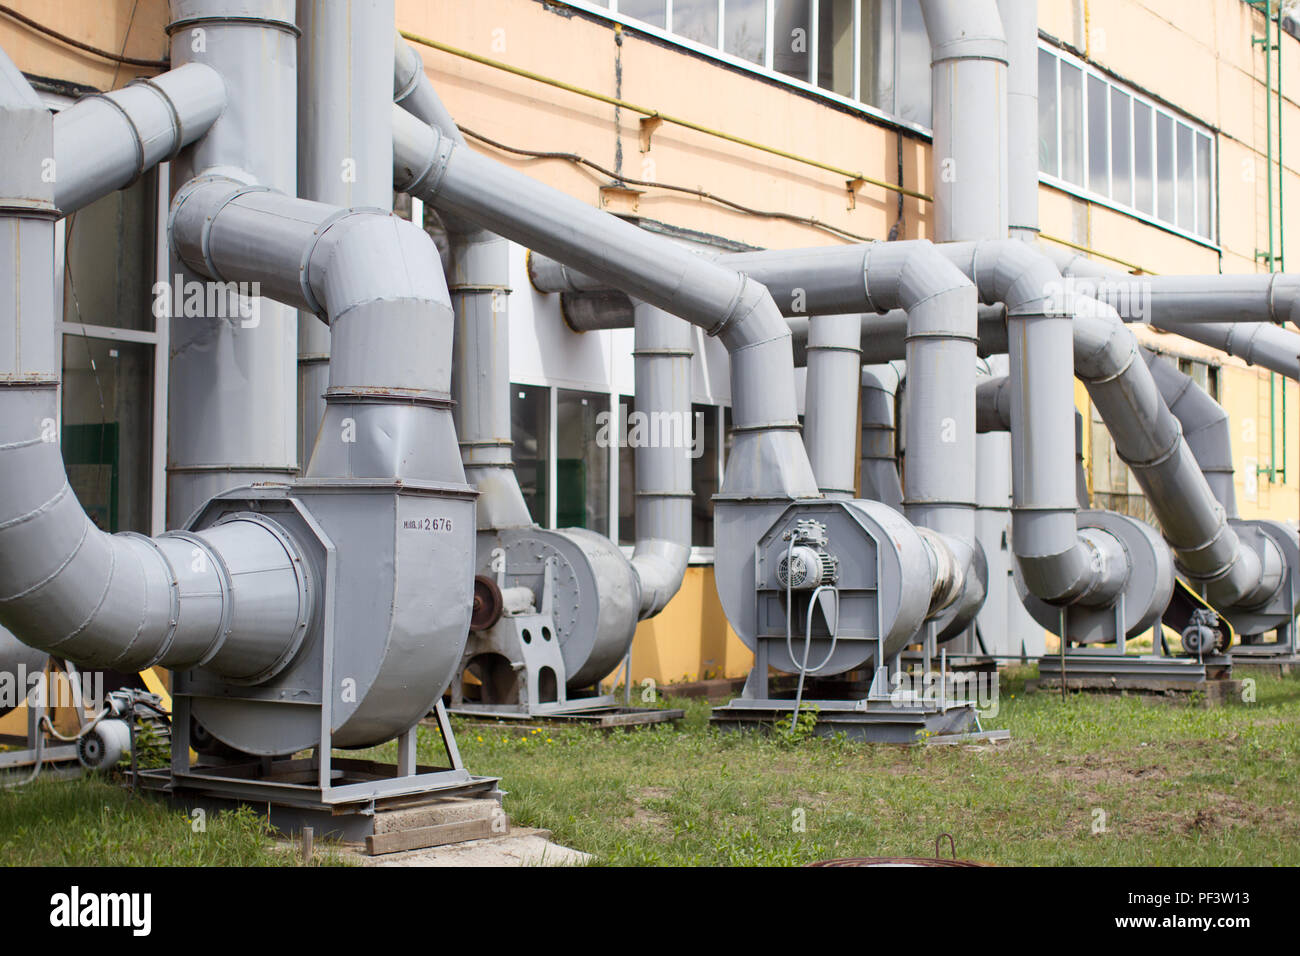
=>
[2,668,1298,866]
[0,776,347,866]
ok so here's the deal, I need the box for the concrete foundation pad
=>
[351,828,591,867]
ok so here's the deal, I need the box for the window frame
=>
[560,0,933,136]
[1038,41,1219,248]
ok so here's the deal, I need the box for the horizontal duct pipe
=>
[53,63,226,215]
[392,104,817,502]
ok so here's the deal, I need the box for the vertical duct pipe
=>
[165,0,300,526]
[859,363,905,511]
[804,313,864,499]
[630,303,694,617]
[919,0,1009,242]
[999,0,1039,242]
[296,0,395,467]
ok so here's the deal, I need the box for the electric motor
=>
[77,719,132,771]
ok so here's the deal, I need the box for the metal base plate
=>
[450,693,621,719]
[132,758,501,842]
[710,697,981,744]
[1038,652,1231,683]
[451,705,685,728]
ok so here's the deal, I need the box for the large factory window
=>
[58,170,164,535]
[512,384,551,525]
[1038,42,1216,243]
[573,0,931,129]
[556,388,611,535]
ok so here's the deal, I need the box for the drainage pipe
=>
[0,50,310,682]
[165,0,300,527]
[630,303,694,617]
[1144,349,1238,518]
[52,63,226,215]
[296,0,395,468]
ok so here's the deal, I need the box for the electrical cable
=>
[459,125,878,244]
[0,4,168,70]
[780,536,840,735]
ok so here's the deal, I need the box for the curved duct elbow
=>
[53,63,226,215]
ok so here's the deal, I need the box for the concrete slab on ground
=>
[348,828,590,867]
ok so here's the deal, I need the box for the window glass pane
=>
[896,0,931,126]
[1109,88,1131,207]
[1176,121,1195,231]
[817,0,855,96]
[1060,61,1084,185]
[773,0,811,81]
[1087,74,1109,196]
[64,172,156,332]
[61,337,154,533]
[1156,112,1175,222]
[556,388,610,535]
[674,0,719,47]
[691,404,719,548]
[512,384,550,525]
[1196,132,1213,239]
[620,0,667,29]
[859,0,894,113]
[1133,100,1154,214]
[618,394,636,545]
[724,0,766,64]
[1038,48,1058,176]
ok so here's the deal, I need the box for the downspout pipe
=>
[52,63,226,215]
[392,105,818,502]
[919,0,1010,242]
[939,240,1129,607]
[297,0,395,470]
[630,303,694,617]
[0,49,310,682]
[1144,349,1238,518]
[860,363,905,511]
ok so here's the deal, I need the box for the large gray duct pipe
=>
[0,48,310,683]
[804,313,863,499]
[52,63,226,214]
[998,0,1038,242]
[1072,302,1283,611]
[939,242,1134,609]
[537,240,986,629]
[630,303,694,617]
[919,0,1009,242]
[166,0,300,527]
[1144,350,1238,518]
[1043,247,1300,380]
[860,363,905,511]
[296,0,396,468]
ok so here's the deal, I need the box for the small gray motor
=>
[77,719,132,771]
